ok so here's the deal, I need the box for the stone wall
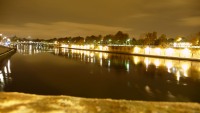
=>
[107,46,200,58]
[0,92,200,113]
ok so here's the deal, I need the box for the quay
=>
[62,44,200,61]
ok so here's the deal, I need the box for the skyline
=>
[0,0,200,39]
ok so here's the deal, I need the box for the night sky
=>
[0,0,199,39]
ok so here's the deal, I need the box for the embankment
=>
[0,46,16,62]
[0,92,200,113]
[65,45,200,61]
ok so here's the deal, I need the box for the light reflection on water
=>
[0,59,12,91]
[17,44,54,55]
[53,48,200,102]
[57,48,200,82]
[7,45,200,102]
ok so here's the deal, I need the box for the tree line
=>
[6,31,200,47]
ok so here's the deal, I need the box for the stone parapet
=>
[0,92,200,113]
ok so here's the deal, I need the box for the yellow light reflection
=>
[100,59,103,66]
[61,48,66,53]
[144,58,150,69]
[29,45,32,55]
[154,59,160,67]
[54,48,59,55]
[145,85,152,95]
[91,58,94,63]
[4,66,7,74]
[103,53,108,59]
[126,61,130,72]
[99,53,103,59]
[176,71,180,82]
[133,56,140,65]
[8,60,11,73]
[181,62,190,77]
[165,60,173,73]
[108,60,111,67]
[90,52,94,57]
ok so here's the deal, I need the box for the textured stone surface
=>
[0,92,200,113]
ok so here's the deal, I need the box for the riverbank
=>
[0,92,200,113]
[0,46,16,62]
[65,45,200,61]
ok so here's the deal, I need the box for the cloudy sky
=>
[0,0,199,39]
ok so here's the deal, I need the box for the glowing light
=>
[91,58,94,63]
[181,62,190,77]
[0,71,4,84]
[176,71,180,82]
[145,47,150,54]
[126,61,130,72]
[108,60,111,67]
[4,66,7,74]
[54,48,59,55]
[154,48,161,55]
[103,53,108,59]
[29,45,32,55]
[7,38,11,42]
[166,60,173,73]
[61,44,68,48]
[176,37,182,41]
[99,46,103,50]
[154,59,160,67]
[182,48,191,57]
[145,85,152,95]
[144,58,150,69]
[166,48,174,56]
[90,52,94,57]
[100,59,103,66]
[86,45,90,49]
[54,41,58,44]
[134,47,140,53]
[99,53,103,59]
[133,56,140,65]
[103,46,108,51]
[90,45,94,49]
[61,48,66,53]
[8,60,11,73]
[80,45,84,49]
[182,63,189,71]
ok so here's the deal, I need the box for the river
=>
[1,44,200,102]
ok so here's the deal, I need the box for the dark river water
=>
[1,44,200,102]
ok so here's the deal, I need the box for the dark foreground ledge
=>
[0,92,200,113]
